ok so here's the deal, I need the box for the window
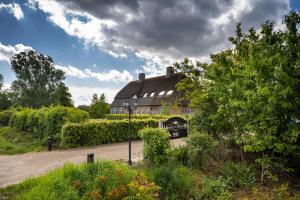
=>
[165,90,173,96]
[158,91,165,96]
[150,92,155,97]
[143,93,148,97]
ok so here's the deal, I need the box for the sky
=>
[0,0,299,106]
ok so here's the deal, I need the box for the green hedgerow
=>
[61,119,159,147]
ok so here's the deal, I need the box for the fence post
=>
[47,137,53,151]
[87,153,94,164]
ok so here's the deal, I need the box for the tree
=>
[0,73,12,110]
[0,73,3,90]
[89,93,110,118]
[91,93,98,104]
[176,11,300,183]
[53,83,73,107]
[10,50,68,108]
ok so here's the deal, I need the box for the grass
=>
[0,126,44,155]
[0,160,299,200]
[0,161,159,200]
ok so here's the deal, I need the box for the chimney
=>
[139,73,145,81]
[166,66,174,77]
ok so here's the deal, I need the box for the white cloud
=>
[68,86,118,106]
[0,3,24,20]
[55,64,133,83]
[28,0,119,57]
[0,43,33,63]
[27,0,290,77]
[1,82,117,106]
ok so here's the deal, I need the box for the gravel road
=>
[0,138,185,188]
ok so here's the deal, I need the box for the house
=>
[110,67,192,115]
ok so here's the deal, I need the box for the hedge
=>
[61,119,160,147]
[9,106,89,140]
[105,114,168,120]
[0,110,14,126]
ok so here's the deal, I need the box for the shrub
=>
[25,107,49,139]
[218,162,256,188]
[140,128,171,164]
[198,176,233,200]
[186,132,219,168]
[45,106,89,140]
[0,110,14,126]
[148,166,193,200]
[9,106,89,141]
[105,114,168,120]
[168,146,189,166]
[61,119,159,147]
[9,108,33,130]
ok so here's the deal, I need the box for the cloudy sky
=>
[0,0,299,106]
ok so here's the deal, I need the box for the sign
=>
[162,117,188,138]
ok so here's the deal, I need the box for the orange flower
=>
[90,190,101,200]
[73,180,81,190]
[98,175,107,184]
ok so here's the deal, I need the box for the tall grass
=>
[1,161,159,200]
[0,126,43,155]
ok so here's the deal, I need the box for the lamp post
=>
[123,95,137,166]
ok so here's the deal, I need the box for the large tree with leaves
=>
[176,11,300,183]
[0,73,12,110]
[10,50,72,108]
[89,93,110,118]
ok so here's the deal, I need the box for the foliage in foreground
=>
[140,128,171,165]
[186,132,219,168]
[176,11,300,183]
[148,165,194,200]
[1,161,160,200]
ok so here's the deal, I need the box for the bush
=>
[218,162,256,188]
[61,119,159,147]
[9,106,89,141]
[148,166,193,200]
[140,128,171,164]
[14,161,160,200]
[198,176,233,200]
[186,132,219,168]
[25,107,49,139]
[168,146,189,166]
[105,114,168,120]
[45,106,89,140]
[0,110,14,126]
[9,108,33,130]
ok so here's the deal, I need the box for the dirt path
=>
[0,139,185,188]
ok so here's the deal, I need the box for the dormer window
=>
[150,92,155,97]
[165,90,173,96]
[158,91,165,96]
[143,93,148,97]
